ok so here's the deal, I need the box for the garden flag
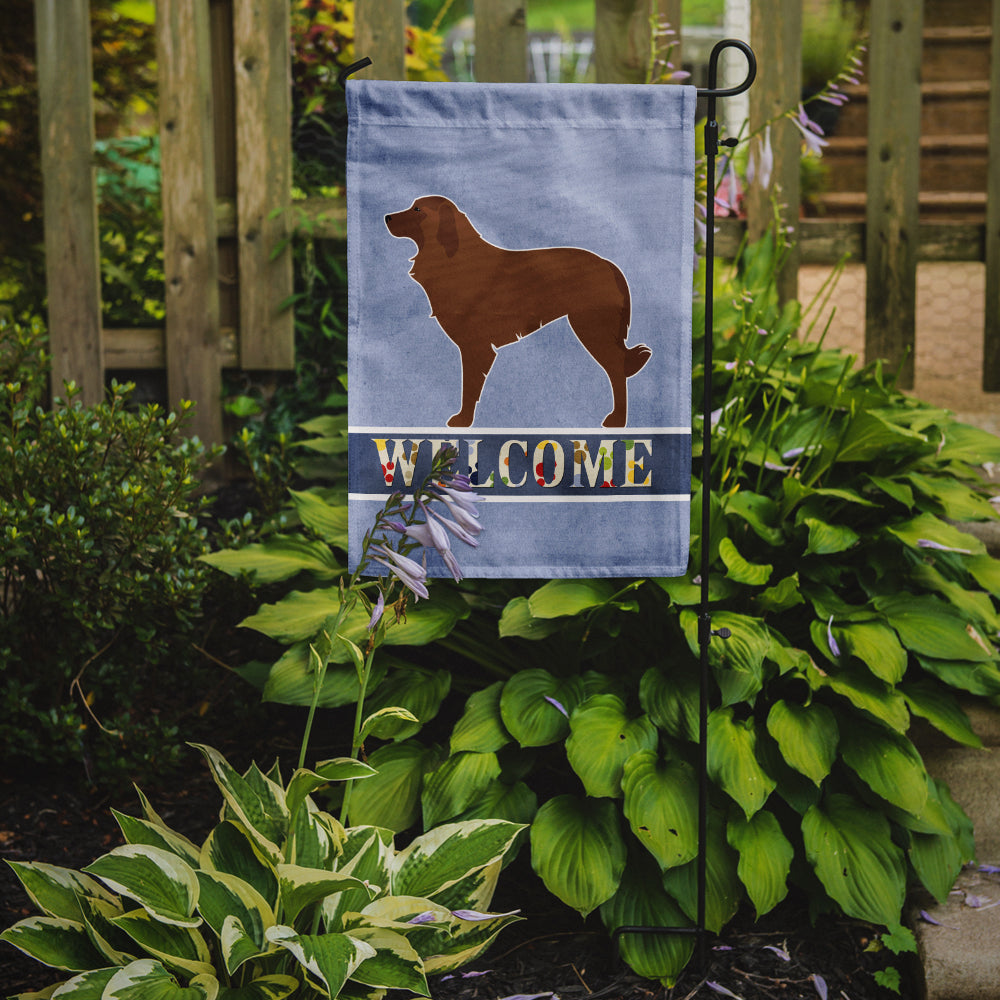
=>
[346,79,696,578]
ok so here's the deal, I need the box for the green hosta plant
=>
[1,743,523,999]
[340,234,998,985]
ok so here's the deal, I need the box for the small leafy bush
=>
[1,743,523,998]
[0,318,219,782]
[209,234,1000,985]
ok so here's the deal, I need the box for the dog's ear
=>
[437,201,461,258]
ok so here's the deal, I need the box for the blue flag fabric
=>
[347,80,696,578]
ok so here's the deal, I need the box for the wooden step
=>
[822,134,988,193]
[831,80,991,138]
[813,190,987,222]
[922,25,992,82]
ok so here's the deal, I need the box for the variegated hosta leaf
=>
[727,810,793,918]
[285,760,375,824]
[838,718,929,817]
[265,926,375,998]
[661,810,742,934]
[344,926,429,995]
[802,793,906,926]
[499,669,585,747]
[707,707,776,819]
[288,802,343,870]
[277,865,375,925]
[599,853,694,987]
[110,908,214,979]
[450,681,511,754]
[621,751,699,871]
[4,861,118,922]
[45,966,118,997]
[200,822,278,910]
[78,894,136,966]
[323,829,393,931]
[195,871,274,974]
[83,846,200,928]
[765,700,838,786]
[213,974,299,1000]
[391,820,524,901]
[421,751,502,829]
[422,907,522,975]
[0,916,107,971]
[565,695,658,798]
[190,745,287,863]
[424,859,501,915]
[102,958,218,999]
[529,795,626,917]
[347,740,443,832]
[112,811,201,868]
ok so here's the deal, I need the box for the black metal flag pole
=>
[339,40,758,973]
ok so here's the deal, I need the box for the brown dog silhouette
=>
[385,195,651,427]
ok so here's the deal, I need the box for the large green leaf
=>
[639,664,699,742]
[621,751,698,871]
[680,610,771,706]
[906,472,998,522]
[835,410,927,463]
[346,740,442,832]
[707,708,776,819]
[288,489,349,547]
[803,517,859,556]
[599,853,694,987]
[718,537,772,586]
[452,779,538,827]
[565,695,658,798]
[838,718,928,817]
[200,535,341,584]
[285,759,376,823]
[802,794,906,926]
[392,820,524,901]
[835,621,908,684]
[875,593,995,662]
[421,751,502,828]
[83,846,200,928]
[900,680,982,748]
[260,643,388,709]
[530,795,626,917]
[808,661,910,732]
[497,597,564,639]
[527,579,616,618]
[4,862,117,923]
[265,926,374,998]
[724,490,784,545]
[885,512,985,556]
[916,655,1000,697]
[362,666,451,741]
[765,700,838,786]
[660,810,742,934]
[727,811,793,918]
[450,682,511,754]
[0,916,107,972]
[499,670,584,747]
[103,959,218,1000]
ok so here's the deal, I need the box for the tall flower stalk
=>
[293,445,484,823]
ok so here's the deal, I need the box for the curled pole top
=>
[697,39,756,99]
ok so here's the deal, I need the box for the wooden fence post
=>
[474,0,527,83]
[355,0,407,80]
[865,0,923,389]
[746,0,801,305]
[233,0,294,369]
[983,0,1000,390]
[594,0,653,84]
[157,0,223,445]
[34,0,104,405]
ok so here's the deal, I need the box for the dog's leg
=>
[447,344,496,427]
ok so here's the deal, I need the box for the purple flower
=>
[367,591,385,631]
[763,944,790,961]
[791,104,829,156]
[917,538,973,554]
[747,125,773,190]
[544,695,569,718]
[706,983,742,999]
[451,908,520,921]
[407,911,438,925]
[812,974,828,1000]
[428,504,480,547]
[827,616,841,658]
[371,544,429,600]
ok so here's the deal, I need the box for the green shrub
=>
[1,743,524,997]
[209,233,1000,985]
[0,317,220,783]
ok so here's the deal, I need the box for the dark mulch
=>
[1,744,915,1000]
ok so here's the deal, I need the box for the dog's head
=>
[385,196,465,257]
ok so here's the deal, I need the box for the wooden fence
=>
[33,0,1000,445]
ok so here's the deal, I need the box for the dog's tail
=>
[624,343,652,378]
